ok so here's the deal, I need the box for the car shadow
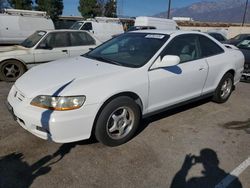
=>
[240,77,250,83]
[136,97,212,137]
[40,79,75,140]
[169,148,242,188]
[0,139,96,188]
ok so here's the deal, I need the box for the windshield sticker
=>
[145,34,165,39]
[38,32,46,36]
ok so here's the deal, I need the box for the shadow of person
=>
[0,141,86,188]
[170,148,242,188]
[0,152,52,188]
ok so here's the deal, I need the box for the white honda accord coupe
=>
[7,30,244,146]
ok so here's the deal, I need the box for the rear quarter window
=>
[199,35,224,57]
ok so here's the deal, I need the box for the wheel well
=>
[1,59,27,71]
[226,69,236,89]
[227,69,235,77]
[98,92,143,115]
[91,92,143,137]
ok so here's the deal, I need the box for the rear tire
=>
[0,60,25,82]
[95,96,141,147]
[212,72,234,103]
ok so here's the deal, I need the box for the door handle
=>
[62,50,68,53]
[199,68,205,71]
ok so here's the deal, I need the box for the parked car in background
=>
[0,30,100,81]
[70,17,124,42]
[134,16,179,30]
[127,26,156,31]
[7,30,244,146]
[236,40,250,80]
[54,16,84,29]
[207,29,228,38]
[0,9,54,44]
[207,32,227,42]
[225,34,250,46]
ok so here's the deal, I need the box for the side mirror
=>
[38,43,53,50]
[152,55,180,69]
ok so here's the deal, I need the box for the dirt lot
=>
[0,81,249,188]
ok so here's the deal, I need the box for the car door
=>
[34,32,70,64]
[147,34,208,113]
[68,32,97,56]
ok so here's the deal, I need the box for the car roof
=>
[207,32,223,35]
[42,29,88,33]
[131,29,205,36]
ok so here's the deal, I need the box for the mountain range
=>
[155,0,250,23]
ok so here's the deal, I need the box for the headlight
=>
[30,95,86,111]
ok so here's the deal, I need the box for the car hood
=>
[15,56,132,98]
[0,45,30,55]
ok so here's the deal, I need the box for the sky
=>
[63,0,208,17]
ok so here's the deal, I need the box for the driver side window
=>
[38,33,69,49]
[162,34,201,63]
[37,33,53,49]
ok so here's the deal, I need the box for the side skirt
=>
[142,92,214,119]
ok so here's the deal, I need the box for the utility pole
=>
[242,0,249,26]
[167,0,172,19]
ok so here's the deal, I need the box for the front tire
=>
[0,60,25,82]
[95,96,141,147]
[213,72,234,103]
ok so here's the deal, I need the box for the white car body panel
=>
[148,58,208,113]
[0,45,35,64]
[0,12,54,44]
[34,47,70,63]
[7,30,244,143]
[135,16,178,30]
[68,45,96,57]
[71,21,124,42]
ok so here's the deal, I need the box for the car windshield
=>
[237,40,250,50]
[20,31,47,48]
[83,33,169,68]
[232,34,247,40]
[70,22,84,30]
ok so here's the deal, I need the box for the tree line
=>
[0,0,117,21]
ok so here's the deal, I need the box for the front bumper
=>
[7,86,99,143]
